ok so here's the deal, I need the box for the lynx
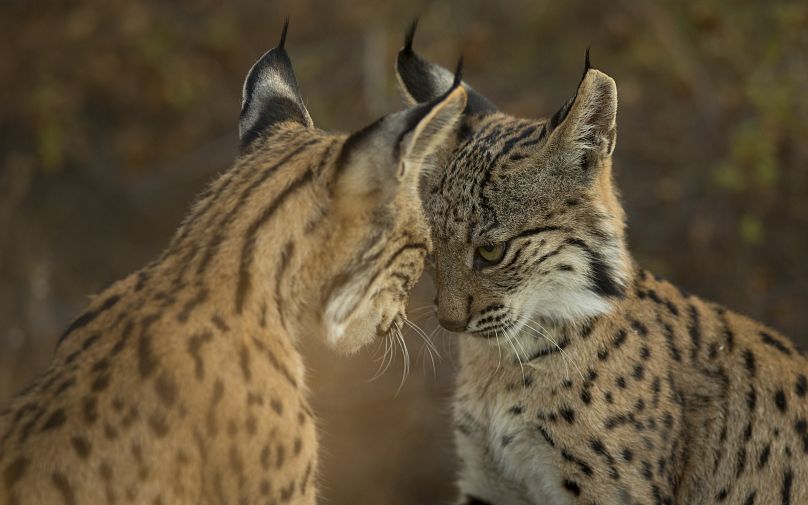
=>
[0,23,467,505]
[397,22,808,505]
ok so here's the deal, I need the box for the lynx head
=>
[395,22,631,342]
[238,22,467,354]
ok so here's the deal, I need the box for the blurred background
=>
[1,0,806,503]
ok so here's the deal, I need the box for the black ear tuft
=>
[547,47,594,133]
[278,17,289,49]
[239,19,312,152]
[452,56,464,88]
[545,48,618,160]
[584,48,591,74]
[547,96,575,132]
[403,18,418,55]
[396,25,495,115]
[580,47,592,86]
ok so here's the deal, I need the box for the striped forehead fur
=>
[397,41,628,336]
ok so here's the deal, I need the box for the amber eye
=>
[475,243,507,267]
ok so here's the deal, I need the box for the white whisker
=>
[368,331,395,382]
[403,317,439,378]
[395,321,411,396]
[502,324,526,385]
[404,318,441,359]
[520,316,586,383]
[494,328,503,374]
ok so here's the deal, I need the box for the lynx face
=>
[396,37,630,343]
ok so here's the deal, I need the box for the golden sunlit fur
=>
[0,33,467,504]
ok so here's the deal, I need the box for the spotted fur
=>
[0,23,467,505]
[397,24,808,505]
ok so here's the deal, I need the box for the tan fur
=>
[453,270,808,505]
[396,41,808,505]
[0,78,467,504]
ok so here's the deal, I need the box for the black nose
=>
[438,317,466,332]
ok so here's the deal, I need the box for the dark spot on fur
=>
[154,372,178,408]
[537,424,555,447]
[743,349,756,377]
[563,479,581,496]
[260,445,271,470]
[101,424,121,441]
[782,468,793,505]
[41,409,67,431]
[4,457,29,488]
[280,480,296,502]
[630,319,648,336]
[560,407,576,424]
[148,412,170,437]
[246,415,258,435]
[59,294,121,344]
[641,460,653,480]
[775,389,788,413]
[239,344,252,382]
[82,396,98,425]
[796,375,807,397]
[138,314,161,378]
[508,405,525,415]
[761,331,791,356]
[759,443,771,469]
[91,375,110,392]
[71,436,92,459]
[51,471,76,505]
[187,330,213,381]
[275,443,286,469]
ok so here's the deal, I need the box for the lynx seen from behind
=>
[0,23,468,505]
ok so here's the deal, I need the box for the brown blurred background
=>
[1,0,807,503]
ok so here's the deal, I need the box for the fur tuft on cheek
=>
[323,277,367,349]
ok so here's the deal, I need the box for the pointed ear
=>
[334,85,468,200]
[239,20,313,152]
[545,51,618,161]
[395,20,496,115]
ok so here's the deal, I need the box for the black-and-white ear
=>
[239,20,313,151]
[545,50,618,160]
[395,20,496,115]
[334,81,468,200]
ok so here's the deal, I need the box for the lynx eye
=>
[475,243,507,267]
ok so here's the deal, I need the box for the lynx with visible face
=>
[398,23,808,505]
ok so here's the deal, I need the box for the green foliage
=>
[739,213,763,245]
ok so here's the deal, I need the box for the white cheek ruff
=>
[324,279,365,347]
[523,277,613,323]
[532,288,612,321]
